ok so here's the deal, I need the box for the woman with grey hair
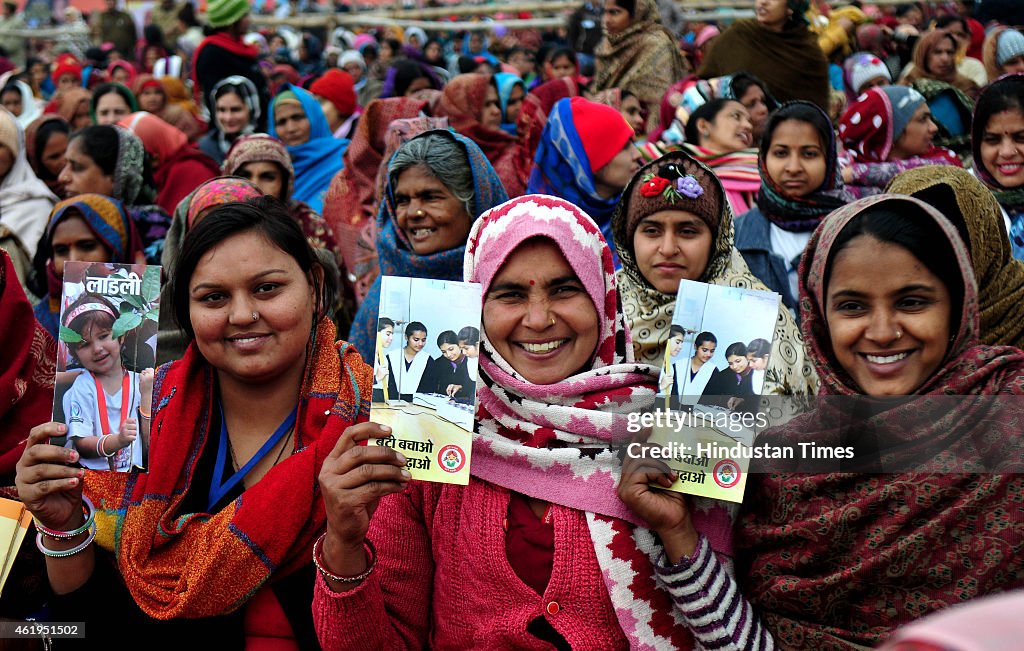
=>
[348,129,508,361]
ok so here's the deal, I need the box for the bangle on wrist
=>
[97,435,117,458]
[101,434,117,460]
[313,532,376,584]
[36,521,96,558]
[138,405,152,419]
[34,496,96,540]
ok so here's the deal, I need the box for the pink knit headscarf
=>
[463,195,707,651]
[464,194,653,448]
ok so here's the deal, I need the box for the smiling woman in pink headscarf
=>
[118,111,220,214]
[313,194,775,650]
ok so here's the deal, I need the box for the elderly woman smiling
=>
[349,129,508,361]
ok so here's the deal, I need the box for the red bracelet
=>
[312,532,376,583]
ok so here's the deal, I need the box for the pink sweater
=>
[313,478,629,650]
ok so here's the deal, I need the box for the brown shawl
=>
[698,19,830,110]
[593,0,686,129]
[738,194,1024,650]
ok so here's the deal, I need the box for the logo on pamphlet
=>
[712,459,741,488]
[438,445,466,473]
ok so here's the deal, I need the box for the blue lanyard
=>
[207,403,297,511]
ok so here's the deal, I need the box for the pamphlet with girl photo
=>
[50,261,160,473]
[370,276,482,485]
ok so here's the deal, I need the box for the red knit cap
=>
[52,54,82,84]
[310,69,357,118]
[568,96,634,173]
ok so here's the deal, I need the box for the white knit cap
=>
[339,50,366,71]
[997,29,1024,67]
[847,52,892,94]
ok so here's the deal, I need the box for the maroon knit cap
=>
[622,150,723,242]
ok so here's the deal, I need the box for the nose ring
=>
[252,311,259,322]
[895,328,902,340]
[416,209,424,216]
[549,316,556,326]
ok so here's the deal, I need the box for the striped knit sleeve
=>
[650,534,775,651]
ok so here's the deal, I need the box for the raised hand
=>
[15,423,86,532]
[618,442,699,564]
[317,422,409,583]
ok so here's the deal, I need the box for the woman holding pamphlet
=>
[611,149,816,399]
[313,195,774,649]
[609,194,1024,650]
[349,128,508,362]
[16,196,372,643]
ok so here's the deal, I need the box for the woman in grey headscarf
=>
[197,75,261,166]
[56,124,171,263]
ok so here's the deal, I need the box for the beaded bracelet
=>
[312,532,376,583]
[34,496,95,540]
[36,521,96,558]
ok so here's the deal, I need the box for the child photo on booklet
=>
[370,276,482,485]
[51,261,160,473]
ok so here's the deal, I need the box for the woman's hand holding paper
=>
[618,442,699,564]
[318,422,410,588]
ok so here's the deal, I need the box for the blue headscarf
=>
[526,97,627,267]
[493,72,526,136]
[461,34,499,66]
[268,84,349,214]
[349,129,509,360]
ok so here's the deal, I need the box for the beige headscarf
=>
[887,165,1024,348]
[612,149,818,398]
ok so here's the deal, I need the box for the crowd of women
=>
[2,0,1024,648]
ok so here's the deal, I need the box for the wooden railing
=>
[0,1,949,38]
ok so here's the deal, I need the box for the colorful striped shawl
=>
[84,318,371,619]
